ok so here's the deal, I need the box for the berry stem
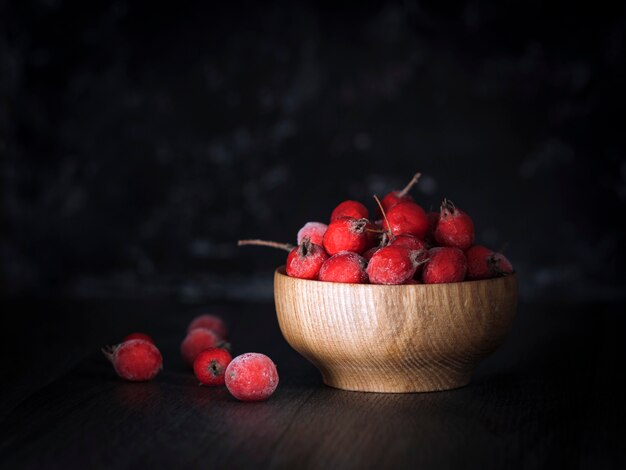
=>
[397,171,422,198]
[237,239,294,252]
[373,195,396,241]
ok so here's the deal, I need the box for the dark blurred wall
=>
[1,1,625,302]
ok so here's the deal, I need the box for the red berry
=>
[319,251,368,284]
[382,201,429,239]
[434,199,475,250]
[330,200,369,222]
[367,245,421,285]
[181,328,224,366]
[286,239,329,280]
[102,339,163,382]
[225,353,279,402]
[296,222,328,246]
[422,247,467,284]
[389,234,429,276]
[380,172,421,213]
[188,314,228,338]
[193,348,233,386]
[323,217,371,255]
[466,245,514,280]
[389,234,427,252]
[380,191,412,213]
[123,332,155,344]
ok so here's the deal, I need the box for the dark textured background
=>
[1,1,625,303]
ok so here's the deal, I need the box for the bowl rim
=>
[274,265,517,288]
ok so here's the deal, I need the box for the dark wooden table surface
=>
[1,297,625,469]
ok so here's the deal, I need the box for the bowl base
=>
[319,367,473,393]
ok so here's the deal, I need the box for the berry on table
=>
[330,200,369,222]
[193,348,233,386]
[102,339,163,382]
[434,199,475,250]
[181,328,225,366]
[422,247,467,284]
[296,222,328,246]
[318,251,368,284]
[465,245,514,280]
[367,245,421,285]
[225,353,279,402]
[188,314,228,339]
[323,217,371,255]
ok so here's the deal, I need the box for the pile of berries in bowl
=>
[241,172,518,393]
[239,172,513,285]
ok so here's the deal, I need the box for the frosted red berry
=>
[330,200,369,222]
[225,353,279,402]
[193,348,233,386]
[380,191,413,213]
[319,251,368,284]
[296,222,328,246]
[286,239,329,280]
[466,245,514,280]
[181,328,224,366]
[103,339,163,382]
[422,247,467,284]
[390,234,427,252]
[389,234,428,276]
[434,199,475,250]
[323,217,371,255]
[367,245,421,285]
[382,201,429,239]
[123,332,155,344]
[188,314,228,338]
[379,172,421,213]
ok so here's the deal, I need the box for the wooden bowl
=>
[274,267,518,393]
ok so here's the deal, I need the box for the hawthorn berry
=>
[465,245,514,280]
[380,172,421,213]
[286,239,329,280]
[367,245,421,285]
[123,332,155,344]
[193,348,233,386]
[181,328,225,366]
[389,234,429,277]
[188,314,228,339]
[238,239,328,280]
[323,217,371,255]
[318,251,368,284]
[422,247,467,284]
[296,222,328,246]
[225,353,279,402]
[382,201,429,239]
[102,339,163,382]
[434,199,475,250]
[330,200,369,222]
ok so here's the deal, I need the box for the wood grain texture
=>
[274,268,518,393]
